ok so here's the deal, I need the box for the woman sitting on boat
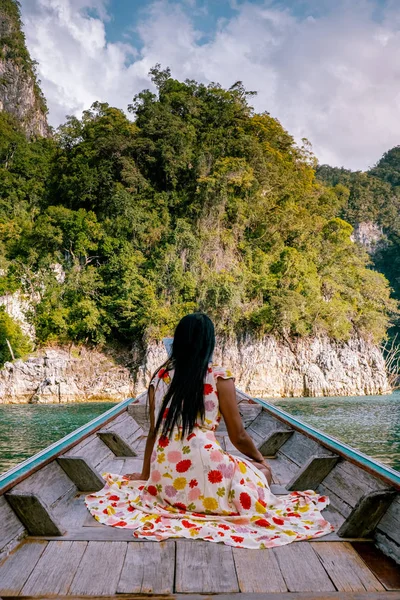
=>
[86,312,333,548]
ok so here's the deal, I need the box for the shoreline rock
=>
[0,334,391,404]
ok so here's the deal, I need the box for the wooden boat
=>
[0,387,399,599]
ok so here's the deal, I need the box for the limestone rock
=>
[136,334,390,398]
[0,334,390,403]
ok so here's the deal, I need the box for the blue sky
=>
[20,0,400,170]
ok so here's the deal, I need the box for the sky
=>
[18,0,400,171]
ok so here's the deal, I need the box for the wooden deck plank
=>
[233,547,287,592]
[21,541,87,596]
[175,540,239,593]
[117,541,175,594]
[352,542,400,591]
[0,496,26,559]
[0,541,47,596]
[273,543,336,592]
[269,454,299,485]
[7,593,400,600]
[68,541,127,596]
[311,542,385,592]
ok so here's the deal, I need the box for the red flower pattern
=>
[272,516,285,526]
[254,519,272,528]
[231,535,244,543]
[158,435,169,448]
[204,383,213,395]
[208,470,223,484]
[240,492,251,510]
[147,485,158,496]
[182,519,196,528]
[189,479,198,488]
[176,459,192,473]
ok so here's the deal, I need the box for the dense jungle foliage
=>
[317,149,400,318]
[0,64,396,355]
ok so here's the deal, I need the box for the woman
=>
[86,313,333,549]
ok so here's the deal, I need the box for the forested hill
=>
[317,149,400,325]
[0,59,397,364]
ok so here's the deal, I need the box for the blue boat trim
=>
[0,397,136,494]
[253,395,400,489]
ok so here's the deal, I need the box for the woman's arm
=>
[124,385,157,480]
[217,377,271,479]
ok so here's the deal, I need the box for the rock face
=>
[0,347,134,404]
[351,221,386,254]
[0,291,35,339]
[139,335,390,398]
[0,1,49,137]
[0,335,390,404]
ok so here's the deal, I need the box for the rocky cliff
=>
[0,0,49,136]
[0,334,390,403]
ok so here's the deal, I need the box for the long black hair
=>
[153,312,215,439]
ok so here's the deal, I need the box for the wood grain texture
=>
[317,483,353,519]
[69,541,127,595]
[57,456,105,491]
[127,404,149,430]
[6,461,76,508]
[375,530,400,566]
[352,541,400,591]
[376,496,400,545]
[273,543,336,592]
[67,435,114,469]
[117,541,175,594]
[0,496,26,557]
[322,461,388,510]
[258,431,294,457]
[311,542,384,592]
[287,456,340,491]
[233,547,287,592]
[0,540,47,596]
[247,410,291,440]
[338,490,396,538]
[13,594,400,600]
[21,541,87,596]
[239,403,262,428]
[97,431,137,457]
[5,493,66,536]
[279,431,335,467]
[269,454,299,485]
[175,540,239,593]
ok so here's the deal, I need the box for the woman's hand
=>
[123,472,144,480]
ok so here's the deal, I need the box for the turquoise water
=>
[273,391,400,471]
[0,402,117,475]
[0,392,399,475]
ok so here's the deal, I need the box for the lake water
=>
[0,392,399,475]
[274,391,400,471]
[0,402,116,475]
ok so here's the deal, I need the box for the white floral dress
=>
[85,364,333,549]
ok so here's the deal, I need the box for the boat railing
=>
[236,388,400,490]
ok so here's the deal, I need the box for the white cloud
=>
[19,0,400,170]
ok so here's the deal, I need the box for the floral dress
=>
[85,365,333,549]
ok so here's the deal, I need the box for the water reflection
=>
[0,402,117,474]
[1,392,399,475]
[272,391,400,470]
